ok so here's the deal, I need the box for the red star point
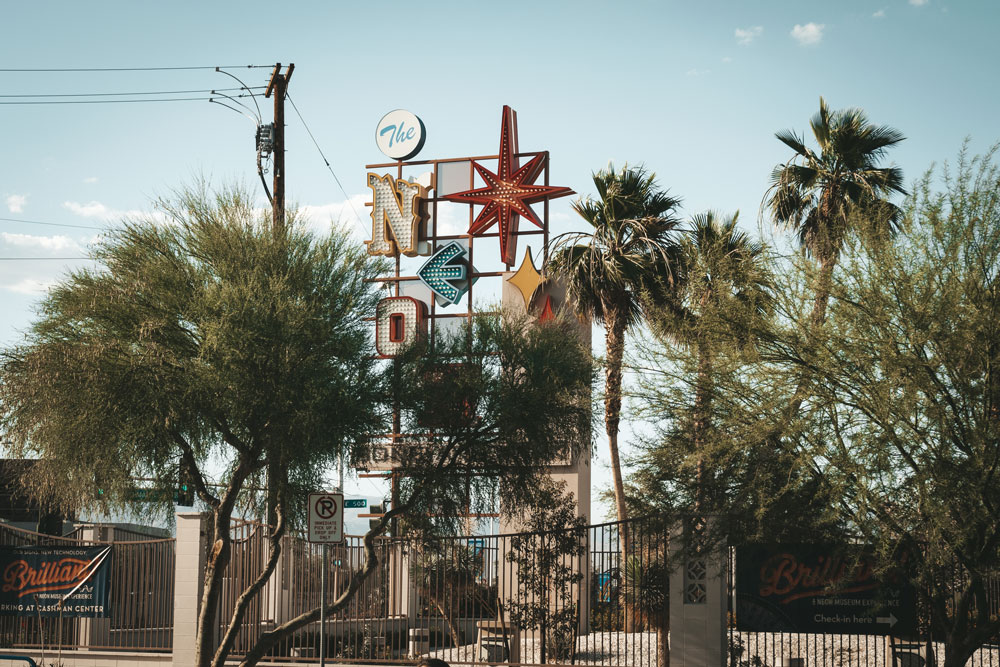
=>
[443,105,574,265]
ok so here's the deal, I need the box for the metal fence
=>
[726,547,1000,667]
[215,514,669,666]
[7,513,997,667]
[0,521,175,653]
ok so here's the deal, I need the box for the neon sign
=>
[375,296,427,357]
[375,109,426,161]
[417,241,470,306]
[443,105,574,265]
[365,173,430,258]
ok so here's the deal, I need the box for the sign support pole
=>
[320,543,327,667]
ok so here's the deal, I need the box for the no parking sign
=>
[308,492,344,543]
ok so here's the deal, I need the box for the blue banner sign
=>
[0,545,112,617]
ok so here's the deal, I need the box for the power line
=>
[0,65,268,72]
[0,93,259,106]
[0,216,105,231]
[0,87,262,98]
[285,93,369,239]
[0,257,94,261]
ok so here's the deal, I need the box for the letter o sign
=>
[376,296,427,357]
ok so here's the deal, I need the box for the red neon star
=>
[443,105,574,265]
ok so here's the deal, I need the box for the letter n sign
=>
[376,296,427,357]
[366,173,428,257]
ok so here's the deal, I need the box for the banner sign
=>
[735,544,917,635]
[0,545,112,617]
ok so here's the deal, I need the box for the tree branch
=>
[171,430,219,509]
[235,500,414,666]
[211,498,287,667]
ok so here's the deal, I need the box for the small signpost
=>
[308,493,343,667]
[344,498,367,509]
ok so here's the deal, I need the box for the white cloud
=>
[62,200,167,226]
[4,277,59,295]
[735,26,763,45]
[909,0,928,5]
[2,231,82,254]
[6,194,27,213]
[432,201,469,237]
[873,9,886,18]
[685,68,711,77]
[791,23,825,46]
[63,200,112,218]
[83,176,99,184]
[721,56,733,63]
[299,194,371,239]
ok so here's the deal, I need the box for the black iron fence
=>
[727,547,1000,667]
[215,514,669,666]
[0,522,175,652]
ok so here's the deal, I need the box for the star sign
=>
[443,105,574,265]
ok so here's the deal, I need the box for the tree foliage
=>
[549,162,683,547]
[1,183,387,667]
[506,479,587,663]
[784,147,1000,666]
[627,212,841,544]
[0,182,595,667]
[765,95,906,326]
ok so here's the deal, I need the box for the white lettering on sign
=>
[308,492,344,543]
[365,173,429,258]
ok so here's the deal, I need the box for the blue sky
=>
[1,0,997,518]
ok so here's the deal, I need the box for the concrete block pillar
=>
[172,511,210,667]
[668,519,727,667]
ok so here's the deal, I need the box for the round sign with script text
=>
[375,109,426,160]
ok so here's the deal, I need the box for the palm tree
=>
[765,96,906,327]
[651,212,772,513]
[548,163,683,539]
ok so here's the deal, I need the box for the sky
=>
[1,0,998,521]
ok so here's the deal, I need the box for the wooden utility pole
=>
[265,62,294,236]
[264,63,293,531]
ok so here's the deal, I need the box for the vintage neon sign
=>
[365,173,430,258]
[417,241,470,306]
[443,105,574,265]
[375,296,427,357]
[375,109,426,161]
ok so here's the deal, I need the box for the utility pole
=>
[263,63,293,531]
[265,62,294,236]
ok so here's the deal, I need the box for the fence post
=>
[172,511,209,667]
[75,524,107,648]
[668,518,727,667]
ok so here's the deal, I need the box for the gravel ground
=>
[425,631,1000,666]
[733,632,1000,666]
[428,630,659,666]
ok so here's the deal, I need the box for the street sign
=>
[735,544,917,635]
[307,492,344,543]
[344,498,367,508]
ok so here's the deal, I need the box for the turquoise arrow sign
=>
[418,241,469,305]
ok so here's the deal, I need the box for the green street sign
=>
[344,499,367,508]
